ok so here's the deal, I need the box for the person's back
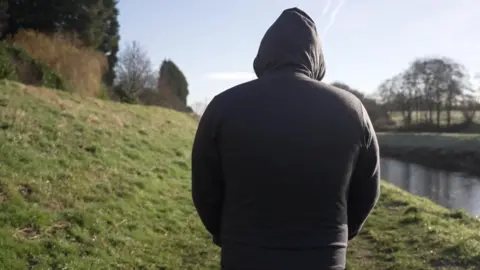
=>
[191,7,380,270]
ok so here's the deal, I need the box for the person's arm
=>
[191,96,224,246]
[347,104,381,241]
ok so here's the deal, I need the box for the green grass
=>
[347,183,480,270]
[1,80,480,269]
[377,132,480,151]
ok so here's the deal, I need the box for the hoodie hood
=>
[253,8,326,80]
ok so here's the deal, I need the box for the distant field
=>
[388,110,480,125]
[377,132,480,175]
[1,80,479,269]
[377,132,480,151]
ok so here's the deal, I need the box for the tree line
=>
[329,57,479,131]
[377,57,478,128]
[1,0,120,86]
[0,0,190,111]
[3,2,477,119]
[113,40,190,111]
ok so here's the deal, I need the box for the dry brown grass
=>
[10,30,107,97]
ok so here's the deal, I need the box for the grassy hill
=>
[1,80,480,269]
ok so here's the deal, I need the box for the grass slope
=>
[1,80,479,269]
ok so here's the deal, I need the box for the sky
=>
[117,0,480,106]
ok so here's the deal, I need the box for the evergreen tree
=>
[0,1,7,38]
[99,0,120,86]
[4,0,60,37]
[159,59,189,105]
[56,0,120,85]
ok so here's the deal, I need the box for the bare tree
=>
[115,41,156,96]
[461,73,480,121]
[409,58,462,126]
[460,94,477,123]
[377,73,412,125]
[378,56,471,127]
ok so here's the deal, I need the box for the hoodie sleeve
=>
[347,104,381,241]
[191,96,224,246]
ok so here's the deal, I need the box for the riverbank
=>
[347,182,480,270]
[378,132,480,176]
[1,81,479,269]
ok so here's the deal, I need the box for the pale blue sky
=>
[118,0,479,105]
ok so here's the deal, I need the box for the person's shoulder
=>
[320,81,362,102]
[302,79,363,106]
[213,78,259,101]
[203,79,258,121]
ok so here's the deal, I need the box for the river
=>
[381,158,480,217]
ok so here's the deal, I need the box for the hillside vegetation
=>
[0,80,212,269]
[0,41,65,90]
[10,30,108,98]
[1,80,480,269]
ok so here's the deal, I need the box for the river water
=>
[381,158,480,217]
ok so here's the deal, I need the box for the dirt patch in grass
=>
[15,224,41,240]
[0,189,8,204]
[17,184,33,199]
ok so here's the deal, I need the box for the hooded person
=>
[191,7,380,270]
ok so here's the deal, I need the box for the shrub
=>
[112,84,139,104]
[159,59,189,105]
[0,41,65,89]
[97,83,111,101]
[10,30,108,97]
[0,42,16,80]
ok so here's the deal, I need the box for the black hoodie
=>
[191,7,380,270]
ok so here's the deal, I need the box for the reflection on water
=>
[381,158,480,217]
